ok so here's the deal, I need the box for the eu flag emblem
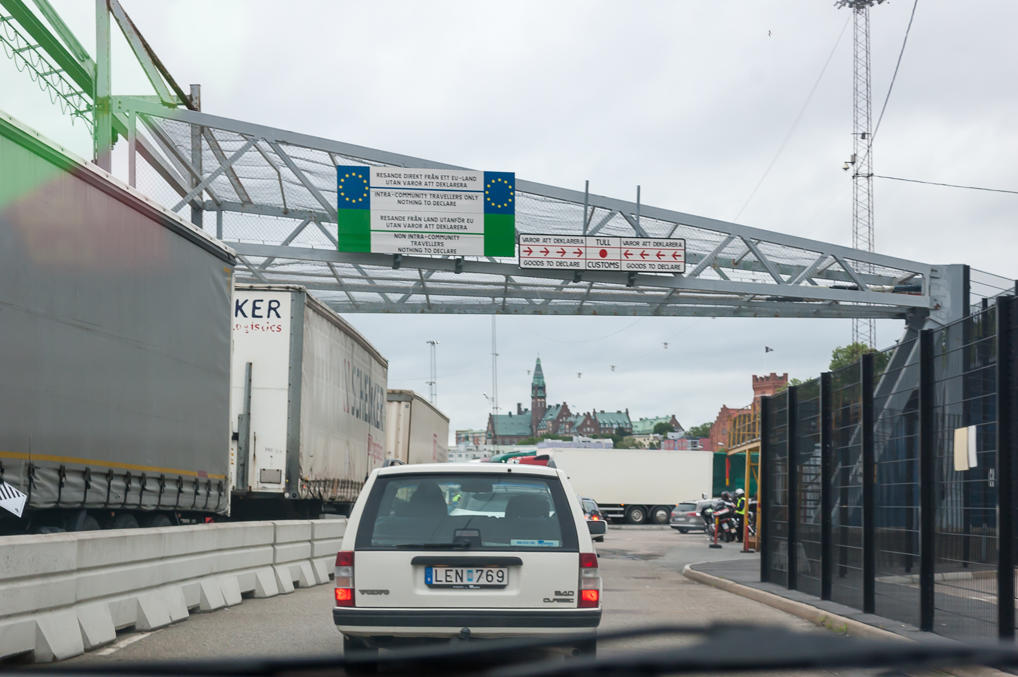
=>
[337,166,370,210]
[337,165,371,252]
[483,172,514,215]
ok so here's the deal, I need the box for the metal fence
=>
[760,294,1018,641]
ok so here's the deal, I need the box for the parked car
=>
[333,463,603,657]
[580,497,606,542]
[670,499,714,533]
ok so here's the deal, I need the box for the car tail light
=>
[578,552,600,608]
[335,550,354,607]
[589,514,600,521]
[687,512,698,517]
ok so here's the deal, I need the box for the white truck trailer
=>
[230,285,388,518]
[544,448,714,524]
[384,390,450,464]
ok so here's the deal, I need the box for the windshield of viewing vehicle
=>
[356,473,578,551]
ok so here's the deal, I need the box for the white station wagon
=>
[333,463,603,656]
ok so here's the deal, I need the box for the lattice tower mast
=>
[490,316,499,417]
[426,340,438,405]
[839,0,883,348]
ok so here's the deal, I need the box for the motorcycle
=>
[703,499,739,542]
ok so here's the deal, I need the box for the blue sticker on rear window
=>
[510,539,560,547]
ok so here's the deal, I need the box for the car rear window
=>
[355,473,578,552]
[581,498,598,513]
[677,502,697,512]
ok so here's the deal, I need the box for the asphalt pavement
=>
[62,525,906,675]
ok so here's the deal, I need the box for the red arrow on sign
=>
[524,247,533,256]
[541,248,549,256]
[639,251,648,259]
[556,248,566,256]
[672,251,680,260]
[573,248,583,257]
[624,250,632,259]
[656,251,664,260]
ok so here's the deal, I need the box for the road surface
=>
[64,526,896,674]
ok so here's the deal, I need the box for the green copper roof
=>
[595,411,632,429]
[531,357,546,398]
[490,412,533,437]
[631,416,676,435]
[540,404,563,423]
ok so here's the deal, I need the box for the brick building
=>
[708,372,788,451]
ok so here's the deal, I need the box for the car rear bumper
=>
[334,607,602,638]
[670,519,705,530]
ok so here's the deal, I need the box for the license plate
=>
[425,566,508,588]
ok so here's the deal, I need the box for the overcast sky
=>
[3,1,1016,437]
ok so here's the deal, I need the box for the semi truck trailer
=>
[544,448,714,524]
[229,285,388,518]
[0,113,235,533]
[384,390,450,465]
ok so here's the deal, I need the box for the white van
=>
[333,463,603,656]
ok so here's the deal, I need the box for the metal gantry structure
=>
[1,0,965,326]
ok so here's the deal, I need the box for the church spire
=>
[531,357,546,399]
[530,357,547,436]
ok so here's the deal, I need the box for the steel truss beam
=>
[230,243,929,308]
[106,97,937,318]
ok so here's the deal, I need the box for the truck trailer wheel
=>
[625,506,647,524]
[143,513,174,528]
[111,513,140,529]
[66,510,100,532]
[650,506,671,524]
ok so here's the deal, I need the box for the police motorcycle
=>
[703,492,739,542]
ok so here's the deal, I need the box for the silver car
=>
[669,499,713,533]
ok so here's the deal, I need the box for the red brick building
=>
[708,372,788,451]
[752,372,788,410]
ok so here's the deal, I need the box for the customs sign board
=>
[337,167,515,257]
[519,234,685,273]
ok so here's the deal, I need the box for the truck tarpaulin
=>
[0,113,235,519]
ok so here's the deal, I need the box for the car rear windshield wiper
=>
[392,542,471,549]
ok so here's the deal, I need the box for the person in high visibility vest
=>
[734,488,747,541]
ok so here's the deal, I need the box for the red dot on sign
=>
[599,249,607,258]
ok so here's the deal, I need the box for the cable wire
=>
[858,0,919,166]
[734,17,851,221]
[874,174,1018,196]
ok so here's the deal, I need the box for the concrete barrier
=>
[0,519,345,662]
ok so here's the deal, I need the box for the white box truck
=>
[544,448,713,524]
[230,285,388,518]
[384,390,449,464]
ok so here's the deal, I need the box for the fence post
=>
[861,352,876,614]
[820,372,833,601]
[919,328,935,632]
[787,385,799,591]
[996,295,1015,639]
[760,395,770,583]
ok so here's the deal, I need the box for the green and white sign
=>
[337,166,515,257]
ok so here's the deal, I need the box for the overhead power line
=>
[734,16,851,221]
[874,175,1018,196]
[858,0,920,167]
